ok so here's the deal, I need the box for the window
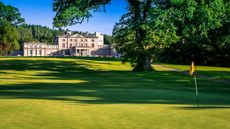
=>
[62,39,66,42]
[92,44,94,48]
[70,44,72,47]
[85,39,88,42]
[81,39,83,42]
[75,39,77,42]
[30,50,32,55]
[92,39,94,42]
[62,43,65,48]
[39,50,42,55]
[70,39,73,42]
[85,44,88,46]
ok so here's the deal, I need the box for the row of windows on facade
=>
[62,43,95,48]
[25,45,58,49]
[62,39,95,42]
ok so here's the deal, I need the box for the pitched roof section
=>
[58,33,98,38]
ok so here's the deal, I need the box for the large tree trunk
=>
[128,0,153,71]
[133,53,152,71]
[144,54,152,70]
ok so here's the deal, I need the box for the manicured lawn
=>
[0,57,229,129]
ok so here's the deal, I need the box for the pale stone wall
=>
[57,33,100,56]
[95,32,104,46]
[23,42,58,56]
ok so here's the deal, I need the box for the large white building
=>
[23,32,117,57]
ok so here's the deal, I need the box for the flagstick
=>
[194,75,199,108]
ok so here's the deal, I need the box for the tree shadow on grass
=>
[0,58,229,108]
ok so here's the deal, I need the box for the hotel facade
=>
[23,32,117,57]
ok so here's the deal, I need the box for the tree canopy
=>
[53,0,111,28]
[0,1,24,25]
[104,35,114,45]
[157,0,230,66]
[0,1,24,55]
[0,20,19,55]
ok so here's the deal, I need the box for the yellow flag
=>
[189,61,195,75]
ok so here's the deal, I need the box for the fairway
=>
[0,57,229,129]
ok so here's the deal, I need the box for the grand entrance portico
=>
[76,48,91,56]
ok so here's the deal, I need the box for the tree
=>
[113,5,179,70]
[0,1,24,55]
[0,20,19,55]
[0,1,24,25]
[157,0,230,66]
[104,35,114,45]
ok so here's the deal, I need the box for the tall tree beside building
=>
[104,35,114,45]
[0,1,24,55]
[0,20,19,55]
[113,5,179,70]
[113,0,229,67]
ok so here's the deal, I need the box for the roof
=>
[58,33,98,38]
[24,42,47,44]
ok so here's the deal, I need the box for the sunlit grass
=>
[0,57,229,129]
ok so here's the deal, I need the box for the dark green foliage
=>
[53,0,111,27]
[16,24,65,46]
[0,1,23,55]
[113,13,142,68]
[104,35,114,45]
[0,20,19,55]
[113,1,179,71]
[0,1,24,25]
[158,0,230,67]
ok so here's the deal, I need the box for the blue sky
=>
[1,0,127,35]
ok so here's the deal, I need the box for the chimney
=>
[66,30,72,35]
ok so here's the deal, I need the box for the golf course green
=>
[0,57,229,129]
